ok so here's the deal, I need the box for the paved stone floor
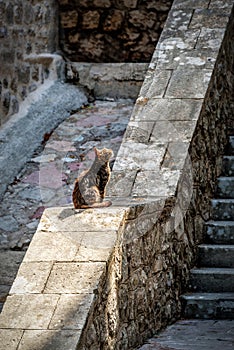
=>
[138,320,234,350]
[0,99,134,309]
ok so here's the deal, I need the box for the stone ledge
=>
[1,0,233,349]
[66,62,149,99]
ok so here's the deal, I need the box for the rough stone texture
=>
[66,62,149,99]
[0,0,59,125]
[58,0,173,62]
[0,1,234,350]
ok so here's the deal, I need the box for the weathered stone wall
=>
[58,0,173,62]
[0,0,58,125]
[78,0,234,348]
[0,1,234,350]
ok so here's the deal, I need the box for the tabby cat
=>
[72,147,113,209]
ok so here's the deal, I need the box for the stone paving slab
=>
[23,230,81,262]
[10,262,53,294]
[138,320,234,350]
[38,207,127,232]
[17,330,81,350]
[165,68,212,99]
[0,294,59,329]
[48,293,94,330]
[0,329,24,350]
[44,262,106,294]
[132,98,203,122]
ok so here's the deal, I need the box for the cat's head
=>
[94,147,113,162]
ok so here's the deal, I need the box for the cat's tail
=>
[80,201,112,209]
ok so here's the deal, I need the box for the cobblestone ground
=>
[0,99,134,309]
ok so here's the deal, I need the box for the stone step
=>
[197,244,234,268]
[227,136,234,155]
[189,268,234,292]
[222,156,234,176]
[205,221,234,244]
[181,293,234,319]
[216,177,234,198]
[211,199,234,220]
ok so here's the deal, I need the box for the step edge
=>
[181,292,234,301]
[198,244,234,249]
[191,267,234,274]
[205,220,234,226]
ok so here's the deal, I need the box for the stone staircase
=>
[181,136,234,319]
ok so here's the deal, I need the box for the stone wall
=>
[0,1,234,350]
[0,0,58,125]
[58,0,173,62]
[76,0,234,348]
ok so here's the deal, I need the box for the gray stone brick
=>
[165,68,212,98]
[132,98,203,122]
[190,9,230,29]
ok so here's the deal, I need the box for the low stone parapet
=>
[0,0,234,349]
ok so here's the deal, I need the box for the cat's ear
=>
[94,147,99,156]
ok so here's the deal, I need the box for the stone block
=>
[172,0,210,9]
[82,11,100,30]
[124,121,155,143]
[118,0,138,8]
[190,9,230,29]
[146,0,172,11]
[18,330,81,350]
[44,262,106,293]
[209,0,234,9]
[0,329,23,350]
[49,293,94,330]
[74,230,117,262]
[10,262,53,294]
[93,0,111,7]
[151,48,218,70]
[107,170,137,197]
[161,142,190,170]
[151,120,198,143]
[165,68,212,98]
[166,9,193,29]
[158,28,200,50]
[0,294,59,329]
[38,207,127,233]
[129,10,156,29]
[113,141,166,171]
[60,10,78,29]
[132,170,180,197]
[196,28,226,50]
[132,98,203,122]
[103,10,124,31]
[139,69,171,99]
[24,230,81,262]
